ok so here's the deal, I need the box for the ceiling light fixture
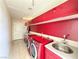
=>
[28,0,34,10]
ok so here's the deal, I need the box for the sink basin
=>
[52,43,73,54]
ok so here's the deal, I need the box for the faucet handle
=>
[63,34,70,44]
[64,34,70,39]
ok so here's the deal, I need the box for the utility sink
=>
[52,42,73,54]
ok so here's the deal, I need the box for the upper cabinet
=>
[31,0,78,24]
[31,0,67,18]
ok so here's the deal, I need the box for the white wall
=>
[0,0,11,59]
[12,20,26,40]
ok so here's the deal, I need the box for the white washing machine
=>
[30,36,53,59]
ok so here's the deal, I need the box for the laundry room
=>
[0,0,78,59]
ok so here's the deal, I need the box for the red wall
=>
[31,0,78,24]
[30,19,78,41]
[29,0,78,41]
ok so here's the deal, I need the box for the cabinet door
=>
[31,0,77,24]
[45,48,62,59]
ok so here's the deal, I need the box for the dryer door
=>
[27,39,30,48]
[24,36,30,48]
[30,43,37,59]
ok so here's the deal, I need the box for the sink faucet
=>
[63,34,70,44]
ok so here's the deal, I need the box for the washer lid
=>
[31,36,53,44]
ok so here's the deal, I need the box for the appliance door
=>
[27,39,30,48]
[30,43,37,59]
[24,36,31,48]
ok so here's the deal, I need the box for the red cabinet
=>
[31,0,78,24]
[30,19,78,41]
[45,48,62,59]
[29,0,78,42]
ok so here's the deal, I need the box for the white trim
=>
[30,14,78,26]
[30,31,78,47]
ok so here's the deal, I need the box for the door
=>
[30,43,37,59]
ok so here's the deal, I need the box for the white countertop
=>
[45,42,78,59]
[30,31,78,47]
[30,31,78,59]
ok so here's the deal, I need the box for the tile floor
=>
[9,39,31,59]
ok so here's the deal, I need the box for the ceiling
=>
[4,0,67,21]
